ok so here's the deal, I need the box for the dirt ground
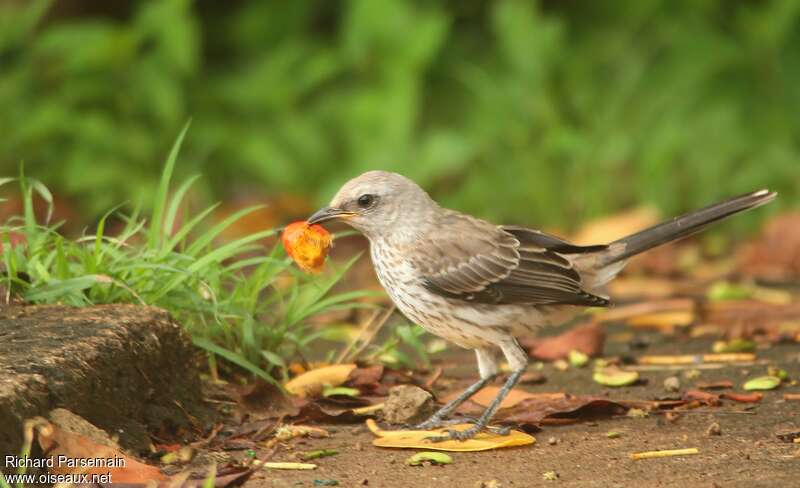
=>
[240,328,800,488]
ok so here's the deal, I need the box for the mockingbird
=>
[308,171,775,441]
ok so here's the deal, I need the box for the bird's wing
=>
[416,214,611,307]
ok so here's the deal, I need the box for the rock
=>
[664,376,681,392]
[0,305,206,455]
[380,385,434,425]
[48,408,120,450]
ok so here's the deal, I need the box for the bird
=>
[307,171,775,441]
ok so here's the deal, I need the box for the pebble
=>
[547,437,558,445]
[664,376,681,392]
[706,422,722,436]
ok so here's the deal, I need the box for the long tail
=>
[601,189,776,266]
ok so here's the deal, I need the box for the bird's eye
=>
[357,194,375,208]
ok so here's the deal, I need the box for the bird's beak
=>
[307,206,353,225]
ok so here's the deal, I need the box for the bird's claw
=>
[423,423,512,443]
[425,428,475,443]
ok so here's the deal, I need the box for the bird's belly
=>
[371,251,526,348]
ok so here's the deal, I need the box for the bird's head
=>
[307,170,437,241]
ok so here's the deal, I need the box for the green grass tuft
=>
[0,130,376,383]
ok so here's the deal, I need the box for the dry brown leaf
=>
[521,322,605,361]
[444,387,564,410]
[31,417,167,483]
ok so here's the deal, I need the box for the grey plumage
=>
[308,170,775,441]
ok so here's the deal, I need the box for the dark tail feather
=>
[602,189,776,265]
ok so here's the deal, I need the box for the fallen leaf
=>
[743,376,781,391]
[593,368,640,387]
[462,394,650,428]
[569,350,589,368]
[522,322,605,361]
[767,366,789,380]
[446,387,561,410]
[30,417,167,483]
[721,392,763,403]
[712,338,756,353]
[683,390,722,406]
[345,364,385,391]
[285,364,358,398]
[281,221,332,273]
[406,451,453,466]
[366,419,535,451]
[707,281,754,301]
[323,386,360,398]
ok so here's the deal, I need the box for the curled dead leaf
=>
[285,363,357,398]
[30,417,167,483]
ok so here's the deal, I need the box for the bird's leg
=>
[427,340,527,442]
[412,376,494,430]
[412,348,498,430]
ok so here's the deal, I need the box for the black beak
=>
[307,207,350,225]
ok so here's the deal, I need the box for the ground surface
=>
[243,331,800,488]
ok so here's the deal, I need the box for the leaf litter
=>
[40,212,796,484]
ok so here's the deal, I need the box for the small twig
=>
[636,353,756,365]
[651,409,755,415]
[189,422,224,449]
[627,361,765,372]
[423,365,444,390]
[202,397,238,405]
[631,448,699,460]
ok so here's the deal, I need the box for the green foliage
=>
[0,131,373,383]
[0,0,797,228]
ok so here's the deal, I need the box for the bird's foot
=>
[424,423,512,443]
[409,416,473,431]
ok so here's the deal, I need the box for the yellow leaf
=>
[366,419,535,452]
[284,363,357,398]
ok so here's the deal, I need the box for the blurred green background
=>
[1,0,798,230]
